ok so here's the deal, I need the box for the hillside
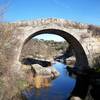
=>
[20,38,69,61]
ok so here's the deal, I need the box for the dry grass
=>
[0,23,25,100]
[0,23,17,72]
[88,25,100,37]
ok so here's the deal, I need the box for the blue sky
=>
[34,34,65,41]
[1,0,100,25]
[0,0,100,41]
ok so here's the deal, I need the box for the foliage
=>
[20,38,69,60]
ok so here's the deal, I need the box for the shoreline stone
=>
[31,64,60,79]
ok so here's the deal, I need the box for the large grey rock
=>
[66,56,76,67]
[31,64,60,78]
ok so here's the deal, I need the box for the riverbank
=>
[20,62,76,100]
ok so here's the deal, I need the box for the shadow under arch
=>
[22,29,89,70]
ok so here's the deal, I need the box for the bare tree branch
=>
[0,0,11,22]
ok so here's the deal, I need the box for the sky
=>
[0,0,100,41]
[34,34,65,41]
[0,0,100,25]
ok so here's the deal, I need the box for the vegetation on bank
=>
[0,23,26,100]
[20,38,69,61]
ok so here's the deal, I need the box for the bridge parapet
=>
[14,18,89,29]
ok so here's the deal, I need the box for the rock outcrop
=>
[66,56,76,67]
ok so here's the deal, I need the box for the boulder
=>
[31,64,60,78]
[66,56,76,67]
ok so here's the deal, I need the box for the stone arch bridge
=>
[10,18,100,71]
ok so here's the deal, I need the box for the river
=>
[22,62,76,100]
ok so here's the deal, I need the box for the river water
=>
[22,62,76,100]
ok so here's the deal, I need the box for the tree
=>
[0,0,10,22]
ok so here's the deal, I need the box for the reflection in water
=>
[33,75,51,89]
[22,62,76,100]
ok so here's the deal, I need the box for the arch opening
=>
[20,29,89,70]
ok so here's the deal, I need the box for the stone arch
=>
[20,28,89,70]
